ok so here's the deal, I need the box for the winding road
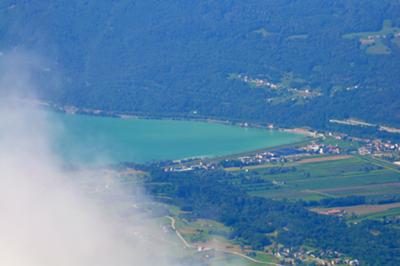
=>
[165,216,282,265]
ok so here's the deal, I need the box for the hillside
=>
[1,0,399,132]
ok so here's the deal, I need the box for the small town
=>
[164,127,400,173]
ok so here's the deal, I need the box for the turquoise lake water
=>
[49,112,304,163]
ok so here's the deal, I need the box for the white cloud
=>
[0,52,184,266]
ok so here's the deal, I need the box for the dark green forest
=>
[142,166,400,266]
[1,2,399,264]
[0,0,399,133]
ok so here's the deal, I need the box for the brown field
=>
[312,202,400,216]
[318,182,400,194]
[225,155,352,172]
[296,155,352,164]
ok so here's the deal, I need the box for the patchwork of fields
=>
[238,156,400,202]
[115,137,400,265]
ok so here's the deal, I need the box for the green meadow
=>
[343,19,400,55]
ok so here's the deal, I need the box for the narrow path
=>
[303,189,335,198]
[166,216,193,248]
[220,250,282,266]
[359,156,400,174]
[165,216,282,265]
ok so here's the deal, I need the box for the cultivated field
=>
[312,202,400,216]
[239,155,400,203]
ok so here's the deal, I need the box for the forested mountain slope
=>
[1,0,399,130]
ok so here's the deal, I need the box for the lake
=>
[49,112,304,164]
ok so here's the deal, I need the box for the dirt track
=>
[296,155,352,164]
[312,202,400,216]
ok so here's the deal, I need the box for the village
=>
[271,246,360,266]
[164,127,400,173]
[233,73,322,102]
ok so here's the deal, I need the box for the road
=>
[165,216,282,265]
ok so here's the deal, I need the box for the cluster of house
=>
[163,128,399,172]
[300,143,341,155]
[235,151,284,165]
[319,208,346,216]
[236,74,279,89]
[359,31,400,45]
[360,34,384,45]
[167,142,345,172]
[273,247,359,266]
[236,74,321,101]
[164,149,292,172]
[287,87,322,99]
[325,131,400,158]
[357,140,400,156]
[163,160,216,172]
[345,84,360,91]
[234,143,341,166]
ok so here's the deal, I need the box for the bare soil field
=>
[318,182,400,194]
[296,155,352,164]
[312,202,400,215]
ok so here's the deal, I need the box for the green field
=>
[343,19,400,55]
[349,207,400,223]
[239,156,400,201]
[209,253,276,266]
[286,34,309,40]
[157,204,279,266]
[343,20,400,39]
[365,42,391,55]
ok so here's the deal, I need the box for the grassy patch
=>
[286,34,308,40]
[343,19,400,55]
[350,207,400,222]
[177,217,231,244]
[365,41,391,55]
[393,36,400,47]
[253,28,272,38]
[209,252,278,266]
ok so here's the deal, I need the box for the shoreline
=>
[26,98,312,138]
[18,99,312,164]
